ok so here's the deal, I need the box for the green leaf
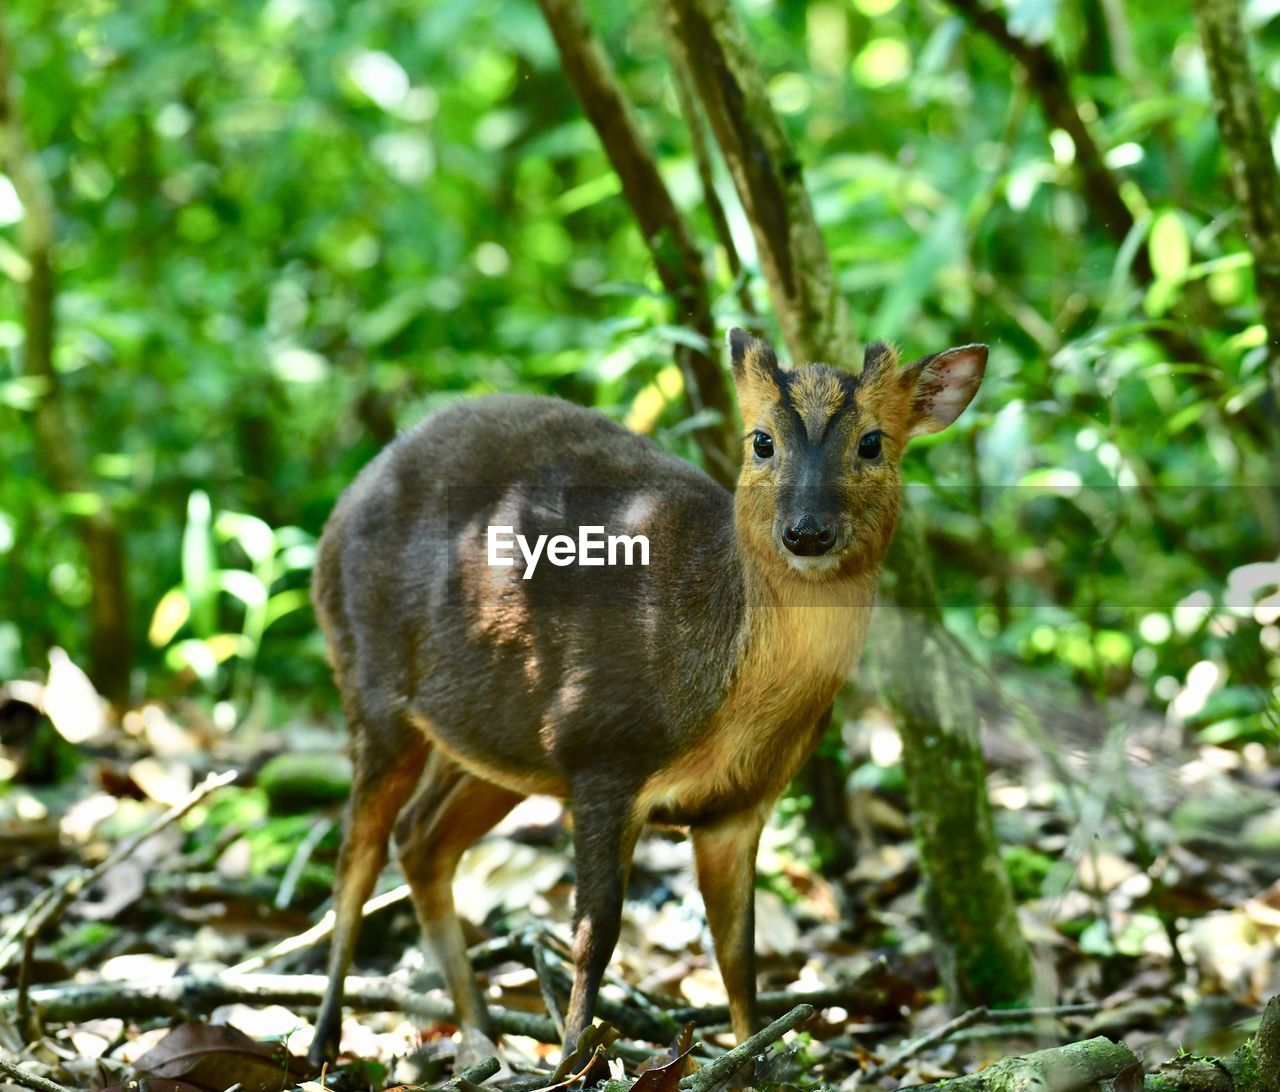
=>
[264,589,311,629]
[215,511,275,566]
[218,570,268,609]
[1149,210,1190,283]
[183,491,218,638]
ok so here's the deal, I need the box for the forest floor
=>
[1,657,1278,1090]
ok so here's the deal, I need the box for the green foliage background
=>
[1,0,1278,741]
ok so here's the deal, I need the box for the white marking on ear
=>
[907,344,988,438]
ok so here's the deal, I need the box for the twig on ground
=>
[860,1006,989,1082]
[532,941,566,1042]
[229,883,413,973]
[275,816,334,909]
[148,872,278,902]
[446,1056,501,1089]
[0,1058,74,1092]
[985,1002,1102,1021]
[666,975,892,1027]
[0,969,752,1065]
[678,1003,814,1092]
[0,971,559,1040]
[528,926,678,1040]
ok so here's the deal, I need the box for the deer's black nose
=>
[782,515,837,557]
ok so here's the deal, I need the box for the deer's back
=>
[314,394,745,798]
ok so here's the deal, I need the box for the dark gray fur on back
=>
[314,394,747,799]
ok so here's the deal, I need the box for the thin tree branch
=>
[534,0,737,486]
[663,40,757,326]
[943,0,1141,268]
[0,1059,74,1092]
[657,0,854,369]
[942,0,1277,458]
[678,1003,813,1092]
[860,1006,989,1082]
[0,972,561,1041]
[444,1056,502,1090]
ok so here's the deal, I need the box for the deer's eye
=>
[752,432,774,459]
[858,430,883,460]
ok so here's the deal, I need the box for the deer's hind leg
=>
[311,711,429,1067]
[394,750,525,1037]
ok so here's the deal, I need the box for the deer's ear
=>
[861,339,899,378]
[727,328,783,419]
[728,328,781,386]
[902,344,987,438]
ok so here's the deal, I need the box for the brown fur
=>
[308,329,987,1066]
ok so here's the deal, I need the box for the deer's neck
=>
[735,547,877,712]
[635,520,878,827]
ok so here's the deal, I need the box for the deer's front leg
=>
[562,789,644,1052]
[692,808,767,1043]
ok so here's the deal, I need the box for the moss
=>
[256,750,352,814]
[879,608,1034,1006]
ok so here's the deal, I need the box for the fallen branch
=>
[275,815,333,909]
[525,927,679,1041]
[666,979,896,1027]
[0,968,869,1052]
[984,1003,1101,1021]
[0,1059,74,1092]
[910,1035,1141,1091]
[532,940,567,1042]
[238,916,679,1041]
[445,1056,502,1090]
[0,971,560,1042]
[679,1003,813,1092]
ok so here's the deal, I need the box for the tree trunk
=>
[658,0,1034,1007]
[873,511,1035,1006]
[535,0,738,488]
[1191,0,1280,423]
[0,26,133,703]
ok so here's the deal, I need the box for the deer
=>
[307,328,986,1067]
